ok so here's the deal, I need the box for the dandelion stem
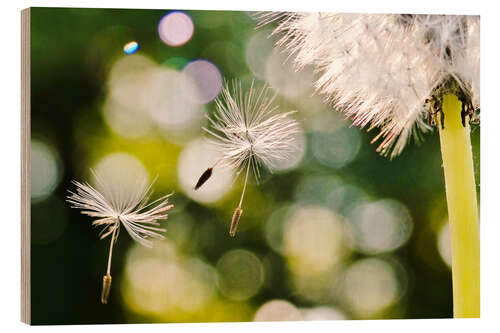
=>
[101,221,118,304]
[106,222,118,276]
[229,161,252,237]
[238,160,251,209]
[438,93,479,318]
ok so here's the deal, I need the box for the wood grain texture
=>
[21,7,31,325]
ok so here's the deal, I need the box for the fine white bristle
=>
[257,12,480,157]
[67,170,172,248]
[205,80,302,178]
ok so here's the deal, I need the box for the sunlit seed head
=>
[66,153,172,248]
[196,79,303,236]
[66,153,173,303]
[258,12,480,157]
[204,79,303,178]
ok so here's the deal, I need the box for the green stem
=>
[438,94,480,318]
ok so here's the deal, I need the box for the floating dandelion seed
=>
[67,170,173,304]
[257,12,479,157]
[195,80,302,236]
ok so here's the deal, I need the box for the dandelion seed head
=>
[66,157,172,248]
[258,12,480,157]
[199,80,303,236]
[205,80,303,178]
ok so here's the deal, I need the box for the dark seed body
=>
[195,168,213,190]
[230,208,243,237]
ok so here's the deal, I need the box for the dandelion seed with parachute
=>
[195,80,302,236]
[66,169,173,304]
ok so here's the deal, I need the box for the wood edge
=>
[21,7,31,325]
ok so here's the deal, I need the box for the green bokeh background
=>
[29,7,480,325]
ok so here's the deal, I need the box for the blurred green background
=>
[29,7,480,325]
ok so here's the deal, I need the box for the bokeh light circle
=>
[92,152,149,191]
[146,68,205,131]
[271,127,306,172]
[102,97,155,138]
[253,300,302,321]
[177,138,234,203]
[246,29,274,79]
[107,54,158,111]
[158,11,194,47]
[301,306,347,320]
[123,241,216,317]
[283,205,346,275]
[264,204,294,253]
[312,126,361,170]
[437,221,452,267]
[216,249,264,301]
[342,258,403,317]
[265,50,314,99]
[107,55,206,135]
[181,60,222,104]
[31,140,62,202]
[294,175,342,207]
[326,184,370,216]
[123,41,139,55]
[347,199,413,254]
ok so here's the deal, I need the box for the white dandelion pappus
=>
[67,168,173,303]
[67,171,172,247]
[207,80,301,176]
[257,12,480,157]
[195,80,302,236]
